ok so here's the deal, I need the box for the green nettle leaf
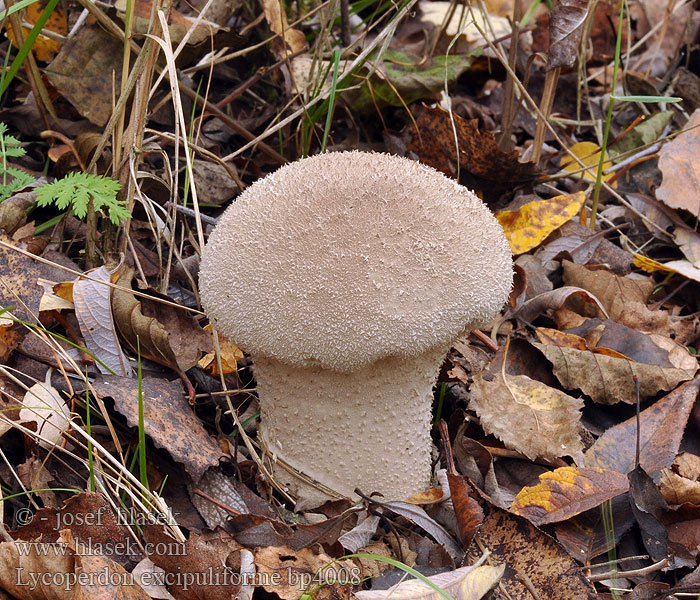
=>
[36,172,129,225]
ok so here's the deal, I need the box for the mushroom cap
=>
[200,151,513,372]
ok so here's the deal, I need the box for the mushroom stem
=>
[254,346,449,505]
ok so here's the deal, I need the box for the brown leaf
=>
[547,0,590,71]
[555,495,636,563]
[628,465,673,564]
[660,453,700,505]
[465,502,596,600]
[531,338,696,404]
[93,375,223,482]
[446,473,483,548]
[0,232,74,322]
[470,355,584,462]
[511,466,629,525]
[513,286,608,323]
[254,546,355,600]
[406,105,539,201]
[44,25,123,126]
[656,108,700,216]
[584,375,700,479]
[112,267,212,373]
[144,526,242,600]
[14,492,140,567]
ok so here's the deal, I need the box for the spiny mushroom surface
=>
[199,151,512,505]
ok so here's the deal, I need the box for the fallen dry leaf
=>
[495,192,585,254]
[469,354,584,462]
[634,254,700,284]
[73,266,131,377]
[406,105,539,200]
[555,495,636,563]
[656,108,700,216]
[584,375,700,478]
[531,339,696,404]
[465,502,596,599]
[511,466,630,525]
[355,562,504,600]
[92,375,223,482]
[561,142,615,183]
[660,453,700,505]
[547,0,590,70]
[19,371,71,449]
[112,268,212,374]
[254,545,355,600]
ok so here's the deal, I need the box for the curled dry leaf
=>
[19,371,71,449]
[112,267,212,373]
[355,562,505,600]
[495,192,585,255]
[547,0,590,70]
[469,356,584,463]
[660,453,700,505]
[511,466,629,526]
[584,375,700,479]
[511,285,608,323]
[73,265,131,377]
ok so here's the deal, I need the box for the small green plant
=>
[0,122,35,202]
[36,171,130,225]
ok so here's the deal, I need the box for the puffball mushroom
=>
[199,151,512,505]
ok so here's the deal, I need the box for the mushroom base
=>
[253,348,448,507]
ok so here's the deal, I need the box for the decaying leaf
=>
[465,502,596,600]
[6,1,66,62]
[656,108,700,216]
[495,192,585,254]
[112,268,212,373]
[406,105,539,200]
[660,453,700,505]
[555,495,636,563]
[92,375,223,482]
[198,325,243,376]
[254,545,355,600]
[262,0,306,55]
[511,467,629,525]
[469,356,584,463]
[531,339,696,404]
[44,25,124,126]
[547,0,589,70]
[512,285,608,323]
[73,266,131,377]
[19,371,71,449]
[584,375,700,479]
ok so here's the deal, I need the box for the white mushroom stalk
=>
[199,151,513,506]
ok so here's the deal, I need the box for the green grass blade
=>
[321,49,342,154]
[0,0,60,97]
[611,95,682,103]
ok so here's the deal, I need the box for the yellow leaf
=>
[511,466,629,525]
[198,324,244,376]
[561,141,616,184]
[6,2,66,62]
[495,191,585,255]
[634,255,700,283]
